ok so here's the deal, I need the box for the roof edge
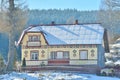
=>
[29,23,102,27]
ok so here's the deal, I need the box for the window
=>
[50,52,57,59]
[29,35,40,42]
[50,51,69,59]
[31,51,39,60]
[80,50,88,59]
[63,52,69,59]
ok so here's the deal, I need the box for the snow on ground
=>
[115,60,120,65]
[0,71,119,80]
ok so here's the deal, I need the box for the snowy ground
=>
[0,71,119,80]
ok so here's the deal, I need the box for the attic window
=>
[28,35,40,42]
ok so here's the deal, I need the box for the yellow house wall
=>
[22,49,48,60]
[48,47,97,60]
[21,32,47,46]
[22,48,48,65]
[22,47,97,66]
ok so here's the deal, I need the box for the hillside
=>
[27,9,98,25]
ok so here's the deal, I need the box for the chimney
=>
[51,21,55,25]
[75,20,78,24]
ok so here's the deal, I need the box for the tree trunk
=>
[9,0,15,11]
[6,31,16,71]
[1,0,27,71]
[6,0,16,71]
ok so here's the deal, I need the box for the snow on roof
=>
[17,24,104,45]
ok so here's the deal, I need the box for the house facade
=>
[17,23,105,68]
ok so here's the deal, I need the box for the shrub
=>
[22,58,26,67]
[96,70,101,76]
[101,72,107,76]
[40,62,45,67]
[0,54,5,74]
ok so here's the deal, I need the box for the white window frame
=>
[29,35,40,42]
[31,51,39,60]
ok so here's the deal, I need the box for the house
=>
[16,21,107,68]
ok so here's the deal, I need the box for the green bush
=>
[22,58,26,67]
[101,72,107,76]
[40,62,45,67]
[0,54,5,73]
[96,71,101,76]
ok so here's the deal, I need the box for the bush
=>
[40,62,45,67]
[101,72,107,76]
[96,69,101,76]
[0,54,5,74]
[22,58,26,67]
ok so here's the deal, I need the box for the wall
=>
[21,32,47,46]
[97,44,105,68]
[22,45,98,66]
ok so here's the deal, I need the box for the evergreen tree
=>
[22,58,26,67]
[0,54,5,73]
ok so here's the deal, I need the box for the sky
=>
[27,0,101,11]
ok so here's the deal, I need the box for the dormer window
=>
[29,35,40,42]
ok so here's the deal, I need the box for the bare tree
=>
[98,0,120,43]
[0,0,27,71]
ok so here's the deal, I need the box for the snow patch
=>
[0,71,119,80]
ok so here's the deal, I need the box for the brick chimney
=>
[75,20,78,24]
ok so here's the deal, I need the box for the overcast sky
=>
[27,0,101,11]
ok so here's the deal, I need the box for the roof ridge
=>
[29,23,101,27]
